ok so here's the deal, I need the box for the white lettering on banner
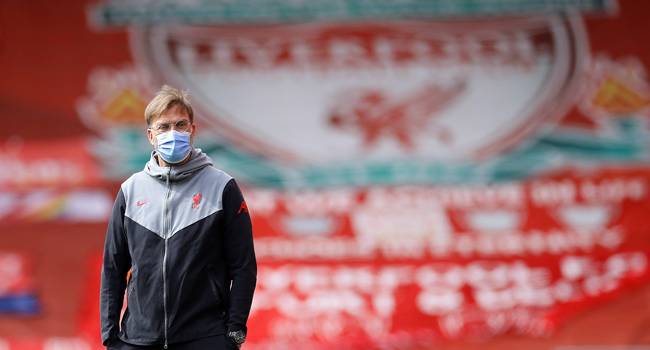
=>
[186,30,538,72]
[254,228,625,260]
[256,265,413,295]
[440,228,625,257]
[252,252,648,342]
[248,178,644,260]
[352,207,451,255]
[255,238,376,260]
[245,184,526,216]
[0,190,113,224]
[245,178,646,218]
[242,189,278,216]
[437,308,553,340]
[530,180,576,206]
[0,153,85,189]
[284,190,357,215]
[254,265,412,341]
[363,185,525,210]
[417,288,465,315]
[581,178,647,202]
[560,252,648,297]
[531,178,648,207]
[42,338,91,350]
[267,314,392,343]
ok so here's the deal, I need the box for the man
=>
[100,85,257,350]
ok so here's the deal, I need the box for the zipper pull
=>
[164,341,168,349]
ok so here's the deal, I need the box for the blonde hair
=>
[144,85,194,126]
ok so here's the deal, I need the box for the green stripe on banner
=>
[90,0,615,27]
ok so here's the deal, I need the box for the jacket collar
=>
[144,148,213,183]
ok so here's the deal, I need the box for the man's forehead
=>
[154,117,190,124]
[153,108,190,124]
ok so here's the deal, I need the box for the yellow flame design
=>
[592,77,650,114]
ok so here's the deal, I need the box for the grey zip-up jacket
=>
[100,149,257,347]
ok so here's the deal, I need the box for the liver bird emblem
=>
[192,194,202,209]
[329,81,466,149]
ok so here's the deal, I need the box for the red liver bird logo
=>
[192,194,202,209]
[329,81,466,149]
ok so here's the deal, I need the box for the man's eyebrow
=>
[156,119,190,125]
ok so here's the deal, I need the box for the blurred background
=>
[1,0,650,349]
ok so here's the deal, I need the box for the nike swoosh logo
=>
[137,201,150,206]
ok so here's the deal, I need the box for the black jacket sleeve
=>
[221,179,257,334]
[100,188,131,345]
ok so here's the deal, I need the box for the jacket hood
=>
[144,148,213,183]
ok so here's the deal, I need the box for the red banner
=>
[242,167,650,348]
[0,137,100,190]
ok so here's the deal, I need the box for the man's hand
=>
[228,330,246,348]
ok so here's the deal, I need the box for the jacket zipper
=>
[163,167,172,349]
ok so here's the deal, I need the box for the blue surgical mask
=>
[155,130,192,164]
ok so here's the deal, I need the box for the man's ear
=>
[147,129,156,146]
[190,124,196,145]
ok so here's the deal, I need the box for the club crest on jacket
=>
[192,194,202,209]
